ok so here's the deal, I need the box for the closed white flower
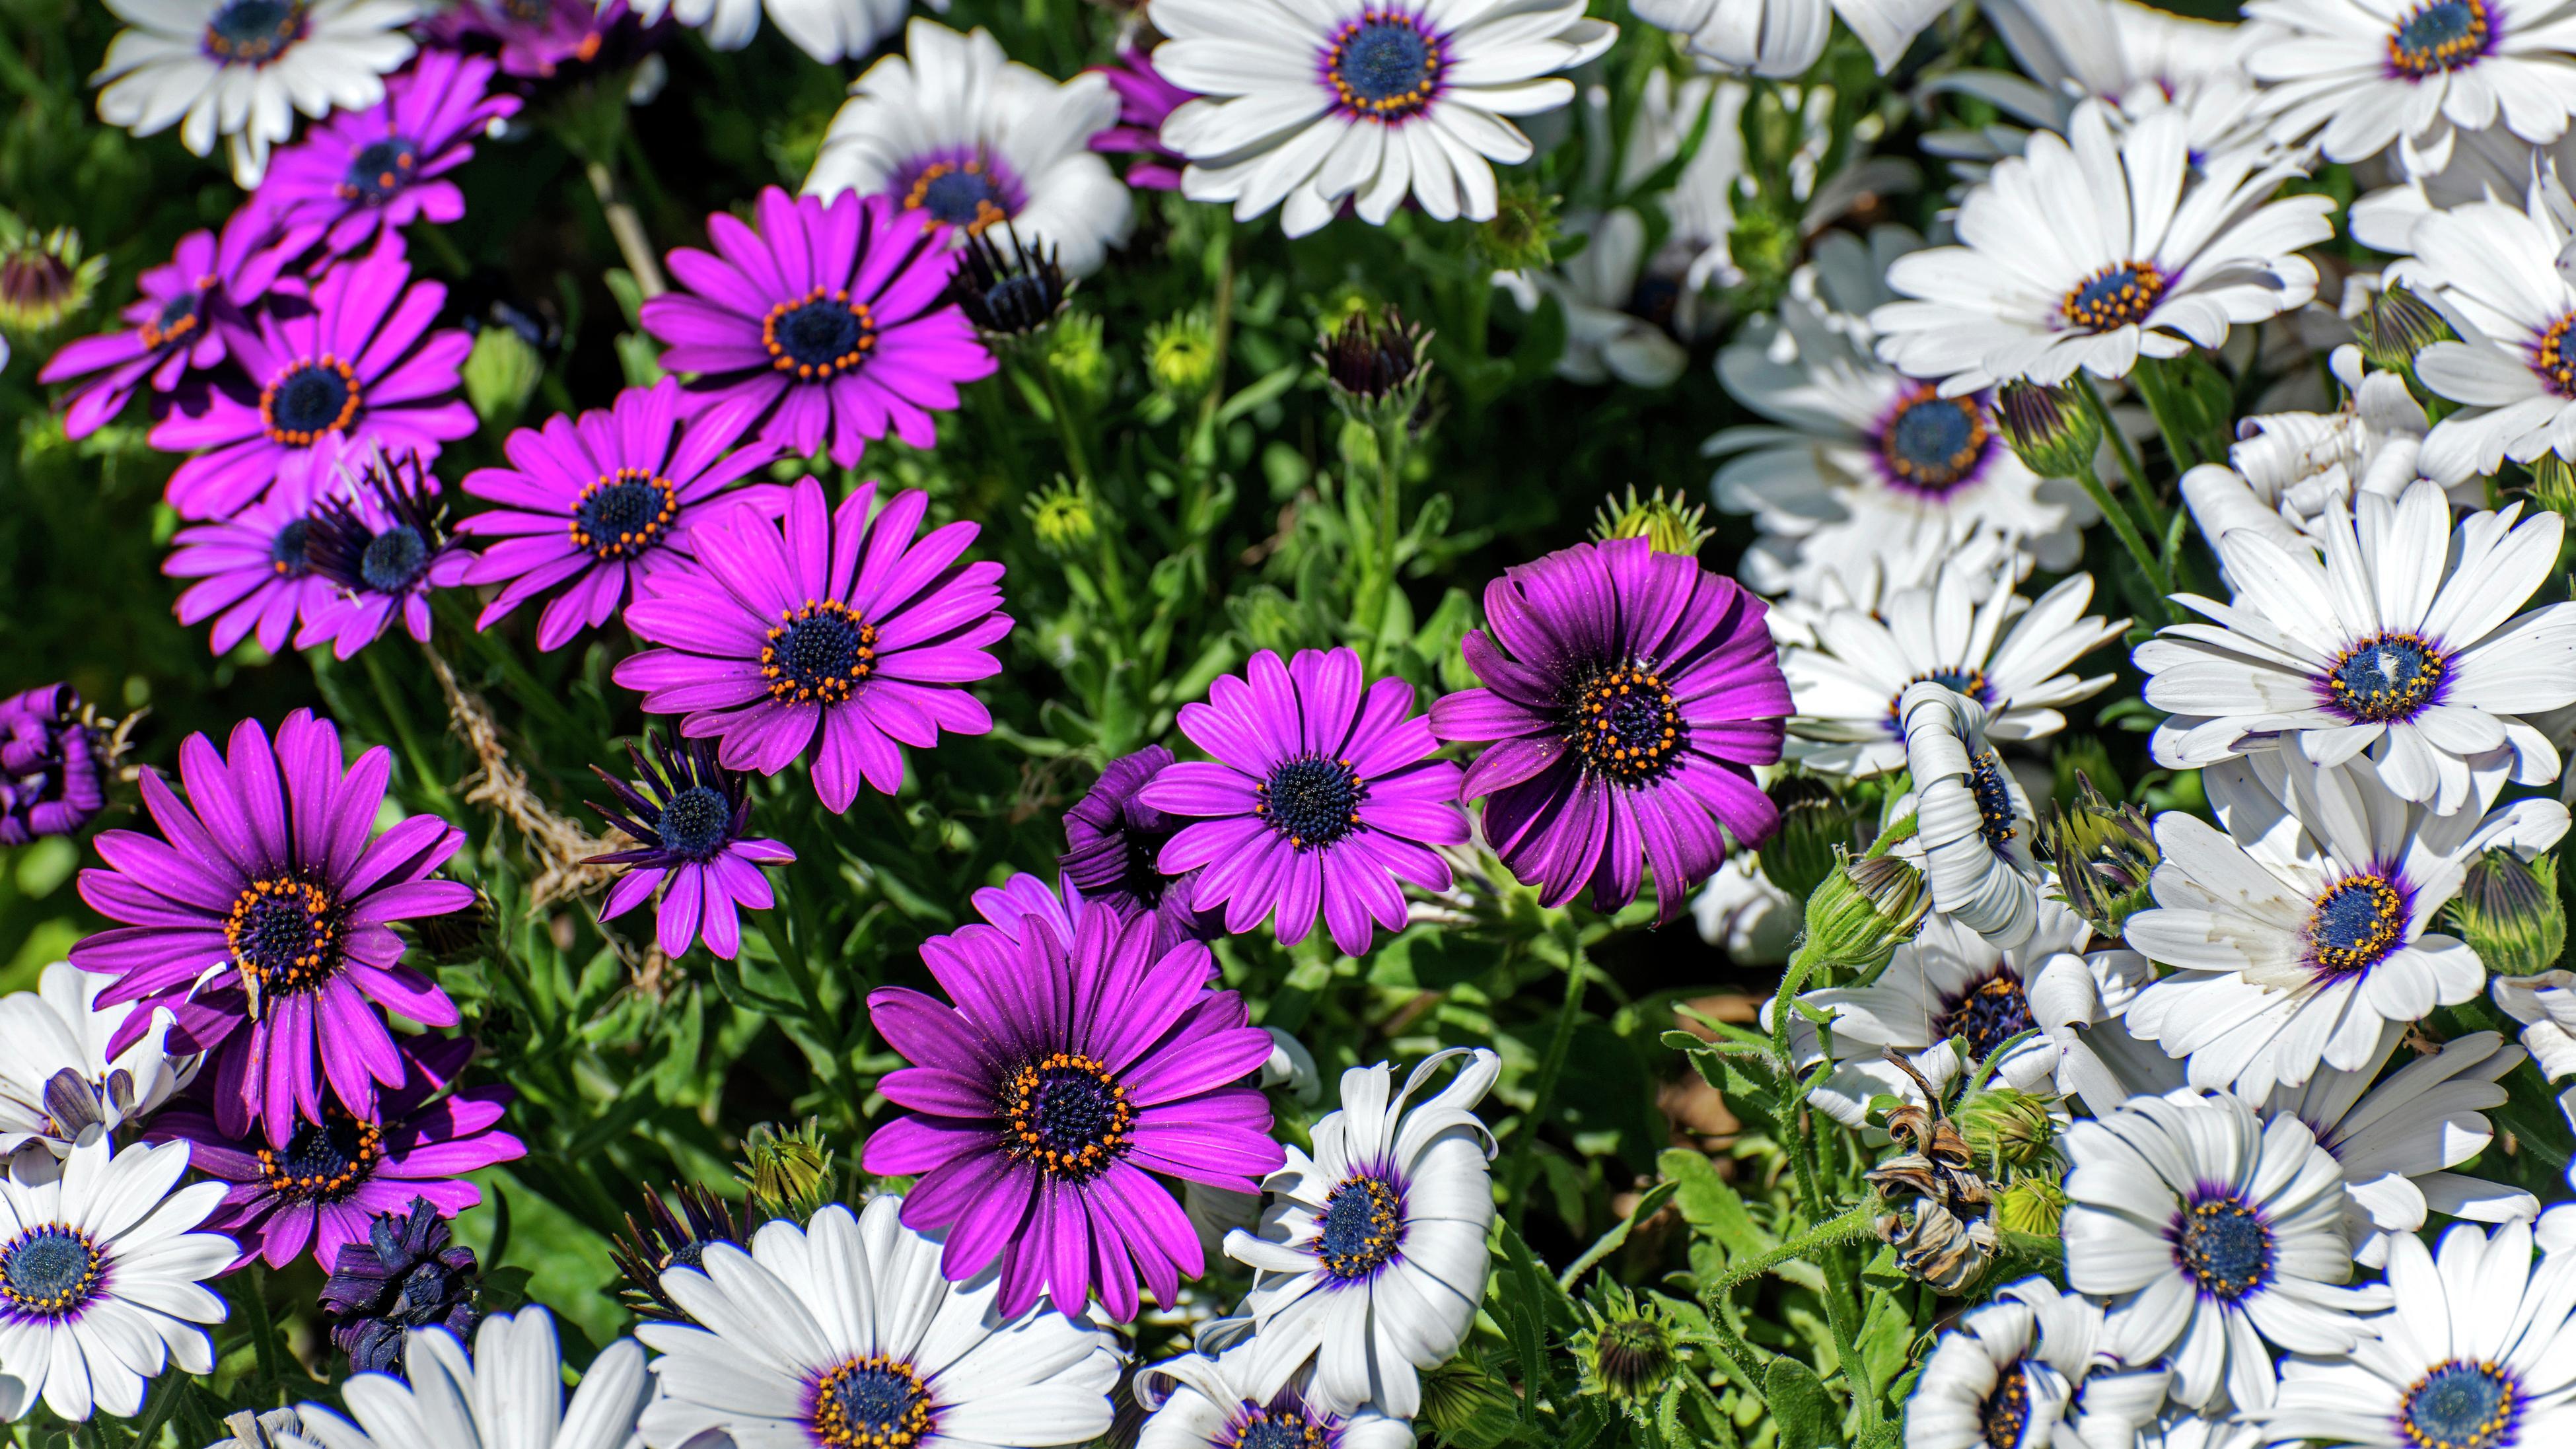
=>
[1900,682,2046,950]
[0,961,198,1164]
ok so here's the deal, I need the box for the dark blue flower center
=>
[204,0,304,63]
[570,471,678,560]
[340,137,421,205]
[1258,756,1363,849]
[258,1108,384,1202]
[812,1355,933,1449]
[271,517,312,577]
[1330,15,1442,118]
[226,874,341,995]
[1314,1174,1404,1280]
[360,525,430,593]
[142,290,202,349]
[2402,1361,2517,1449]
[1968,748,2019,849]
[1881,392,1990,493]
[655,785,731,860]
[2390,0,2489,74]
[908,161,1011,230]
[262,358,361,444]
[2061,262,2166,332]
[2307,874,2406,977]
[2327,631,2443,723]
[2173,1195,2270,1300]
[0,1226,104,1318]
[1569,660,1684,786]
[1233,1407,1330,1449]
[1943,974,2035,1060]
[2539,314,2576,398]
[762,289,877,380]
[1000,1053,1132,1180]
[760,600,878,706]
[1980,1362,2032,1449]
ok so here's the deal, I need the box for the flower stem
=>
[1699,1201,1883,1300]
[2069,456,2182,623]
[1503,937,1590,1206]
[586,159,666,299]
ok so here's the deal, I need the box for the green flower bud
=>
[1803,850,1929,974]
[2449,848,2565,977]
[1476,181,1561,274]
[1046,311,1108,401]
[1997,1176,2067,1238]
[1316,306,1432,428]
[1726,208,1797,305]
[463,325,546,431]
[2043,773,2159,938]
[0,214,103,337]
[1589,484,1715,557]
[1994,379,2103,479]
[1957,1088,2057,1170]
[2528,454,2576,522]
[1760,779,1870,901]
[1417,1357,1521,1449]
[1146,309,1221,399]
[2359,283,2457,377]
[1023,480,1099,557]
[736,1119,836,1223]
[1571,1286,1680,1403]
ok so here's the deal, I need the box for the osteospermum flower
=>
[1899,682,2046,949]
[639,187,994,469]
[1904,1278,2171,1449]
[806,20,1131,278]
[162,433,355,658]
[39,209,289,439]
[91,0,421,188]
[2121,750,2569,1100]
[2136,481,2576,815]
[1870,101,2334,396]
[1138,647,1466,958]
[1091,46,1194,192]
[1632,0,1947,76]
[2063,1088,2386,1412]
[298,448,475,659]
[617,0,907,64]
[0,684,108,847]
[1058,746,1221,953]
[586,733,795,960]
[149,246,474,520]
[1429,536,1791,919]
[614,477,1009,812]
[1226,1049,1499,1419]
[458,378,783,651]
[0,961,199,1163]
[254,50,521,264]
[1135,1341,1414,1449]
[68,709,472,1143]
[2246,0,2576,170]
[861,906,1282,1320]
[151,1034,520,1271]
[2396,184,2576,481]
[1969,0,2266,162]
[1783,554,2126,777]
[636,1197,1122,1449]
[1149,0,1616,237]
[2257,1219,2576,1449]
[1713,231,2092,593]
[0,1137,233,1423]
[425,0,624,79]
[287,1308,653,1449]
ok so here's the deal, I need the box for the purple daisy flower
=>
[69,709,474,1145]
[1088,47,1192,192]
[862,905,1283,1320]
[162,429,359,656]
[255,50,522,265]
[456,378,785,651]
[38,207,290,439]
[612,475,1011,811]
[423,0,627,80]
[0,684,108,845]
[1427,537,1792,919]
[638,186,995,468]
[150,1034,522,1271]
[585,732,795,960]
[149,244,475,520]
[1059,746,1221,952]
[298,448,475,660]
[1137,648,1466,958]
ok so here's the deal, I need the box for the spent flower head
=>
[1318,306,1433,424]
[2043,774,2160,938]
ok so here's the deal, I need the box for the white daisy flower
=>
[92,0,419,188]
[2137,481,2576,813]
[1784,553,2128,777]
[1714,230,2095,594]
[1904,1277,2171,1449]
[1898,682,2047,950]
[637,1196,1120,1449]
[2256,1219,2576,1449]
[805,20,1132,277]
[0,1136,233,1423]
[2347,124,2576,254]
[1936,0,2267,173]
[614,0,935,66]
[2492,969,2576,1080]
[1692,853,1797,966]
[2245,0,2576,173]
[1135,1341,1413,1449]
[285,1308,651,1449]
[1785,897,2154,1127]
[2062,1087,2388,1412]
[2394,180,2576,481]
[0,962,199,1164]
[2258,1026,2540,1267]
[2206,345,2445,535]
[1147,0,1615,238]
[1760,521,2033,647]
[1225,1048,1499,1419]
[2121,749,2571,1099]
[1630,0,1948,77]
[1871,101,2334,396]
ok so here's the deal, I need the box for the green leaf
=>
[1763,1358,1842,1449]
[1557,1177,1680,1291]
[1659,1148,1773,1265]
